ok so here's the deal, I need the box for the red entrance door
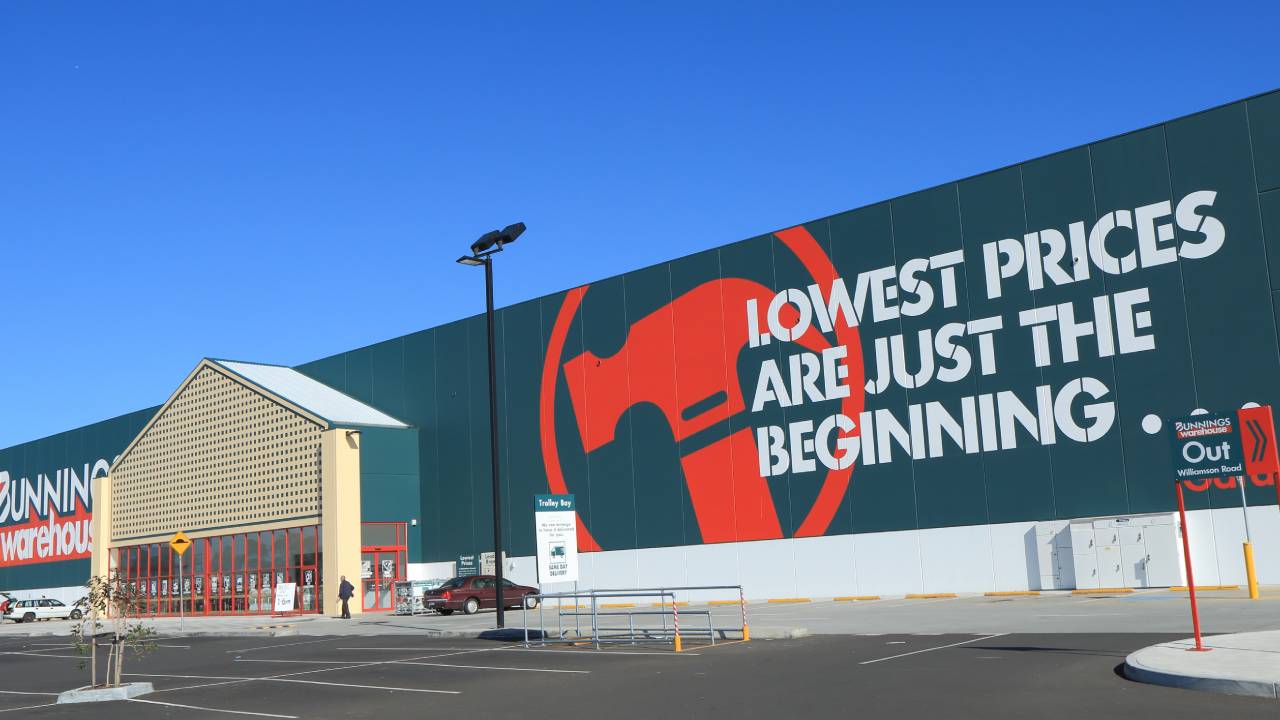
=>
[361,523,407,612]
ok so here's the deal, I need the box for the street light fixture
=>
[455,221,525,628]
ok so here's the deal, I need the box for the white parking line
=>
[227,638,339,654]
[393,661,589,674]
[502,648,700,656]
[0,703,56,714]
[335,646,476,651]
[859,633,1007,665]
[0,651,81,659]
[128,673,251,681]
[235,659,350,664]
[266,678,459,694]
[130,697,298,718]
[270,647,497,679]
[127,672,461,695]
[152,679,255,693]
[0,690,57,696]
[131,648,498,698]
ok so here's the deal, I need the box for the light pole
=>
[457,221,525,628]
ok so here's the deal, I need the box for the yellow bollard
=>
[743,624,750,642]
[1244,542,1260,600]
[674,633,683,653]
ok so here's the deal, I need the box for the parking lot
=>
[0,630,1274,719]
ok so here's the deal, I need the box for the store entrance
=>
[360,523,407,612]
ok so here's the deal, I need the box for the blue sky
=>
[1,2,1277,448]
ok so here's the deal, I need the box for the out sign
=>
[1169,411,1244,480]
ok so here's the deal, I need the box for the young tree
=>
[71,574,157,688]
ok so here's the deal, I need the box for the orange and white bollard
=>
[740,587,750,642]
[672,597,682,652]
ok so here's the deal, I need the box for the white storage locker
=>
[1097,545,1124,587]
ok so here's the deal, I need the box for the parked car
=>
[422,576,540,615]
[3,598,82,623]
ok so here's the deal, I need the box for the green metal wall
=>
[298,90,1280,564]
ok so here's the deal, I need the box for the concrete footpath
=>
[1126,630,1280,699]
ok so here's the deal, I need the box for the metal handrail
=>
[521,584,749,652]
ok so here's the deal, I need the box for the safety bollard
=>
[672,598,682,653]
[1244,542,1260,600]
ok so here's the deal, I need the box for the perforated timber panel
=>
[111,366,324,542]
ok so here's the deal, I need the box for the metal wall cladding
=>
[293,90,1280,563]
[4,92,1280,578]
[0,408,153,589]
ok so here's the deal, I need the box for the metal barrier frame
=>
[521,585,749,652]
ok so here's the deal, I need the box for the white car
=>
[4,598,82,623]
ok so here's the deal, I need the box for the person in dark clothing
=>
[338,575,355,619]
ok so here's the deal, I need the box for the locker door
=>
[1069,525,1095,554]
[1143,524,1182,587]
[1118,526,1144,546]
[1120,544,1148,587]
[1054,534,1077,587]
[1097,545,1124,587]
[1073,552,1100,589]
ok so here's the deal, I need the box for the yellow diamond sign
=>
[169,531,192,556]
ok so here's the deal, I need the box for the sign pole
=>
[169,531,191,629]
[1238,476,1260,600]
[1175,480,1208,652]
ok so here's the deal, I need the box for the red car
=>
[423,576,540,615]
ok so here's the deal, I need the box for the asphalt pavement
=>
[0,632,1273,719]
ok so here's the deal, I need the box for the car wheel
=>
[22,612,34,624]
[462,597,480,615]
[437,608,454,616]
[523,595,539,609]
[70,610,83,620]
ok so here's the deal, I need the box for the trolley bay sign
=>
[534,494,578,583]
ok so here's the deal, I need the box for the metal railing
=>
[521,585,749,652]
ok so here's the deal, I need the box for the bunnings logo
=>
[541,226,860,548]
[0,459,109,566]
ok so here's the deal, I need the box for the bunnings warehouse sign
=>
[0,458,111,566]
[1170,412,1243,479]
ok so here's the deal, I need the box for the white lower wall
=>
[19,506,1276,605]
[432,506,1280,602]
[6,585,84,606]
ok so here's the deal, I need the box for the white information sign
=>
[274,582,297,613]
[534,494,578,583]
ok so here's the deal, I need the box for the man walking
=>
[338,575,355,619]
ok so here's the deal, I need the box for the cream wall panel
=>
[110,366,324,543]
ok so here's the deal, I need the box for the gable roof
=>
[109,358,409,474]
[211,359,409,429]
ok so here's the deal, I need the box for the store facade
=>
[4,90,1280,605]
[88,358,418,617]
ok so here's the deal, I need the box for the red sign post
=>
[1173,479,1208,651]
